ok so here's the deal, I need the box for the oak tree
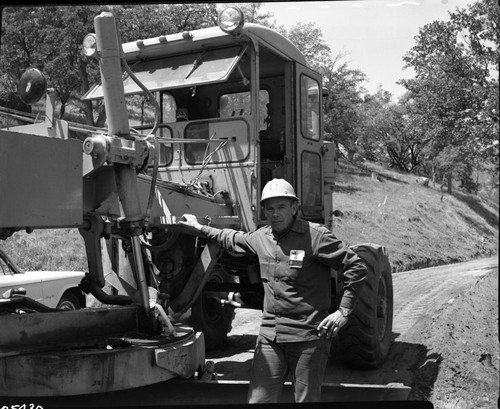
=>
[400,0,499,192]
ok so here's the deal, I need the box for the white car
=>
[0,247,86,310]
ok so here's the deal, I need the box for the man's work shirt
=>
[200,218,367,343]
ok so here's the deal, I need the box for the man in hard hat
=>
[180,178,367,403]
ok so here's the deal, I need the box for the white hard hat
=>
[260,178,298,204]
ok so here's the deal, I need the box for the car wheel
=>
[57,292,82,310]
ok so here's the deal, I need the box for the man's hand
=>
[177,214,203,232]
[317,311,348,339]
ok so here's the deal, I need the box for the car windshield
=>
[0,249,19,275]
[1,258,13,275]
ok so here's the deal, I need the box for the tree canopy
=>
[277,22,367,160]
[1,2,498,196]
[0,4,278,125]
[399,0,499,189]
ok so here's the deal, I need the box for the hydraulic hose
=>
[80,275,134,306]
[116,27,160,229]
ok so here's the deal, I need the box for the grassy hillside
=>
[0,158,498,273]
[0,228,87,272]
[328,158,498,272]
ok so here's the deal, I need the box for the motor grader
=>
[0,7,399,400]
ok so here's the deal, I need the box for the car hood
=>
[23,270,85,281]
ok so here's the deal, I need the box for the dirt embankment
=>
[408,263,498,408]
[330,158,498,275]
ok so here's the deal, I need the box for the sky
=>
[261,0,477,99]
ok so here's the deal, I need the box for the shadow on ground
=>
[208,331,442,403]
[325,334,441,403]
[334,185,362,194]
[452,191,499,228]
[207,334,257,359]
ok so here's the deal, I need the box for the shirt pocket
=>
[283,254,315,283]
[259,256,275,281]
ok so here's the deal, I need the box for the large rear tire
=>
[337,243,394,368]
[186,266,235,350]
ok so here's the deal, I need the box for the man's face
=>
[263,197,298,234]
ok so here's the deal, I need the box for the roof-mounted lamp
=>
[218,6,245,34]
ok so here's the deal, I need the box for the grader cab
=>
[0,8,397,399]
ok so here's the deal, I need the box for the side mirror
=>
[17,68,47,105]
[2,287,27,299]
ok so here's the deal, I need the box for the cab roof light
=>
[218,6,245,34]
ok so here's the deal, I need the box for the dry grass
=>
[328,159,498,272]
[0,228,86,271]
[0,158,497,273]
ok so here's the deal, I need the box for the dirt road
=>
[206,256,498,404]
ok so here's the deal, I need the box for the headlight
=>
[218,6,245,34]
[82,33,97,57]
